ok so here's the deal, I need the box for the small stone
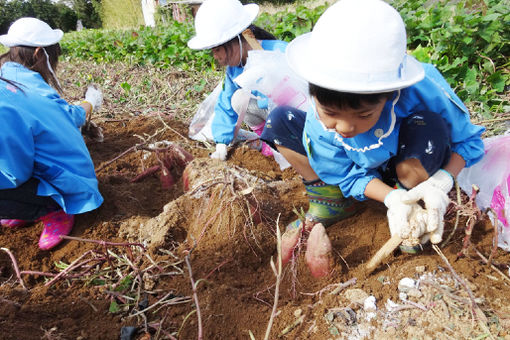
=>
[363,296,377,312]
[415,265,426,274]
[328,325,339,335]
[377,275,387,284]
[386,326,397,335]
[325,312,334,322]
[407,288,423,298]
[399,292,407,301]
[344,288,369,305]
[293,308,302,318]
[398,277,416,293]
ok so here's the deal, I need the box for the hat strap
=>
[237,35,244,67]
[42,48,62,92]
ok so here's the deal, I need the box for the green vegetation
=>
[394,0,509,117]
[0,0,101,33]
[99,0,144,29]
[61,21,215,71]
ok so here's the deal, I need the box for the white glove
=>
[210,143,228,161]
[84,85,103,112]
[384,189,414,239]
[404,170,453,244]
[421,169,454,194]
[407,204,429,240]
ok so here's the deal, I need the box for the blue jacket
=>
[0,62,103,214]
[303,63,485,201]
[212,40,288,144]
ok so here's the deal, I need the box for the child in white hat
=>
[188,0,287,160]
[0,17,104,250]
[260,0,484,276]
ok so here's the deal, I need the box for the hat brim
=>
[188,3,259,50]
[0,29,63,47]
[286,33,425,94]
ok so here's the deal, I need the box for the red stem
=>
[0,248,27,290]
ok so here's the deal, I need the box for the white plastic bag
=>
[188,82,222,142]
[234,50,311,112]
[189,82,259,143]
[457,134,510,251]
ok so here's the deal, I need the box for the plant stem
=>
[264,215,282,340]
[0,248,27,290]
[184,251,203,340]
[60,235,145,250]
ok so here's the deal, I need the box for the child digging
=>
[187,0,288,160]
[0,18,104,250]
[260,0,485,276]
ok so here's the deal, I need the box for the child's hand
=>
[210,143,228,161]
[405,184,449,244]
[404,170,452,244]
[84,85,103,112]
[384,189,415,239]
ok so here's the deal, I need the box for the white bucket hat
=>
[0,17,63,48]
[286,0,424,93]
[188,0,259,50]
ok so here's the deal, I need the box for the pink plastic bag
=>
[457,134,510,251]
[233,50,311,112]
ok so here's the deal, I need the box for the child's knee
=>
[395,158,429,189]
[267,106,298,130]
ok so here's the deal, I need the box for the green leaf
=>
[109,301,120,313]
[115,275,133,292]
[120,82,131,93]
[487,72,506,92]
[410,44,431,63]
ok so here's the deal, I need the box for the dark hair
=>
[247,24,276,40]
[219,25,277,65]
[0,43,62,93]
[309,83,394,110]
[0,75,23,92]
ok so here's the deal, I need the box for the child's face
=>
[313,97,386,139]
[211,43,240,67]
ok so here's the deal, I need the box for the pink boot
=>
[37,210,74,250]
[0,219,29,228]
[250,122,274,157]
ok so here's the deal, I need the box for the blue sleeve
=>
[37,86,86,128]
[407,64,485,167]
[304,129,381,201]
[211,69,241,144]
[0,103,35,189]
[57,99,86,128]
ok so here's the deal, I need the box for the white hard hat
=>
[188,0,259,50]
[286,0,424,94]
[0,17,63,48]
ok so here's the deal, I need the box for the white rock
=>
[344,288,369,305]
[415,265,426,273]
[407,288,423,298]
[398,277,416,292]
[399,292,407,301]
[385,299,399,312]
[363,296,377,312]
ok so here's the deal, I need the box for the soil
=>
[1,62,510,340]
